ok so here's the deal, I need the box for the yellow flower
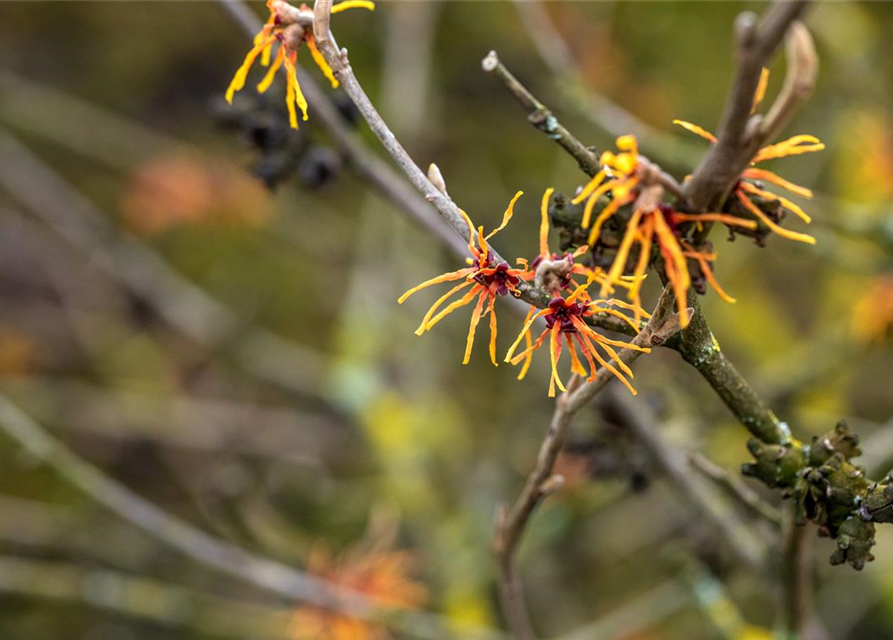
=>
[505,284,649,397]
[674,69,823,246]
[398,193,527,366]
[571,136,755,328]
[226,0,374,128]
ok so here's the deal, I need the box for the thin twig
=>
[510,0,702,172]
[779,507,813,638]
[482,50,600,177]
[682,0,811,211]
[482,50,685,202]
[0,130,329,400]
[0,556,295,640]
[688,451,782,527]
[491,286,684,638]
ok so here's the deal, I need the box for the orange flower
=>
[852,275,893,344]
[226,0,374,128]
[290,542,427,640]
[571,136,755,327]
[674,67,823,246]
[505,283,648,397]
[398,193,527,366]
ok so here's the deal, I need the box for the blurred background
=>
[0,1,892,639]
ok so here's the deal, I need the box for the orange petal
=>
[571,170,606,205]
[736,191,816,245]
[398,268,473,303]
[516,306,536,380]
[548,324,566,396]
[752,67,770,114]
[487,191,523,241]
[600,208,644,298]
[226,34,277,103]
[462,290,489,364]
[581,179,619,229]
[424,286,479,332]
[306,36,339,89]
[488,297,499,366]
[753,135,824,163]
[740,183,812,223]
[505,309,550,361]
[256,47,285,93]
[539,187,554,258]
[413,281,472,334]
[331,0,376,13]
[673,212,758,230]
[743,168,813,198]
[673,120,717,143]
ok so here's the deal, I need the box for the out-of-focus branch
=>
[682,0,812,211]
[0,129,328,400]
[0,391,502,640]
[510,0,702,172]
[605,388,768,569]
[688,451,782,527]
[779,509,812,637]
[492,286,684,639]
[0,556,295,640]
[481,50,600,177]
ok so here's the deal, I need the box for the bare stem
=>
[682,0,811,211]
[779,508,813,638]
[482,50,600,177]
[491,286,684,637]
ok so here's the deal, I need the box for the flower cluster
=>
[398,192,527,367]
[674,119,822,245]
[226,0,374,129]
[571,135,756,327]
[399,190,648,396]
[290,541,427,640]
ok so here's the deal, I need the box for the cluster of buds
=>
[741,421,893,570]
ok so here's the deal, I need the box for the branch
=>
[482,50,600,177]
[491,286,684,638]
[682,0,811,211]
[779,508,813,637]
[669,293,789,445]
[0,556,295,640]
[605,388,768,569]
[688,451,782,527]
[510,0,702,173]
[482,51,685,202]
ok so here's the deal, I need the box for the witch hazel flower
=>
[571,136,756,328]
[226,0,374,129]
[398,192,527,366]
